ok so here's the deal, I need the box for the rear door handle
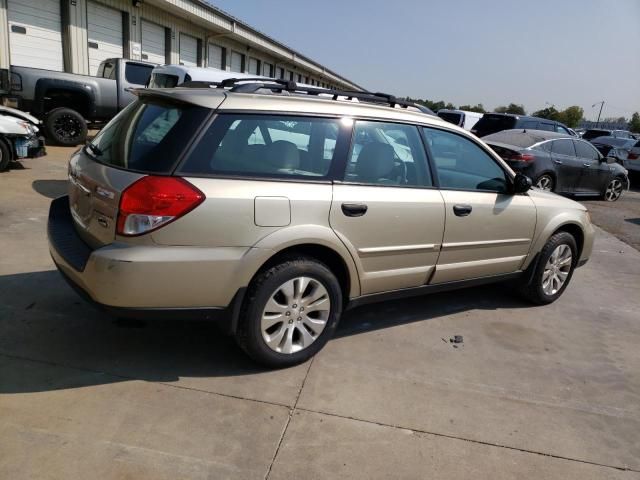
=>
[453,204,472,217]
[583,163,591,167]
[552,159,563,164]
[341,203,368,217]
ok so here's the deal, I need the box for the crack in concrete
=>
[264,356,316,480]
[1,351,638,475]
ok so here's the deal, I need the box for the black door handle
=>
[453,204,472,217]
[341,203,368,217]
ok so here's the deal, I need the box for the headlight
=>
[17,121,35,135]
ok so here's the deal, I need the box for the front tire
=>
[44,107,88,146]
[518,232,577,305]
[236,256,343,368]
[601,177,625,202]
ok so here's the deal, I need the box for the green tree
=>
[532,106,560,120]
[556,106,584,128]
[494,103,526,115]
[630,112,640,133]
[458,104,486,113]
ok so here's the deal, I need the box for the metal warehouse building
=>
[0,0,359,89]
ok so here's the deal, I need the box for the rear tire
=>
[236,256,342,368]
[535,174,555,191]
[44,107,88,146]
[0,139,11,171]
[518,232,577,305]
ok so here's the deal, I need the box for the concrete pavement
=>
[1,148,639,479]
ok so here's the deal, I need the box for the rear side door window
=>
[423,127,508,193]
[180,114,344,179]
[343,121,432,187]
[551,139,576,157]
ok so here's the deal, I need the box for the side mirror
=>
[605,156,617,164]
[512,173,532,194]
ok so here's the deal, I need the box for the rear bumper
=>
[47,196,248,327]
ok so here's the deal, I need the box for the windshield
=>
[86,99,210,173]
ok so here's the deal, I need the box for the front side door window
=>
[422,127,536,283]
[574,139,608,192]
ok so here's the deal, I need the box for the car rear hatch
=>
[471,114,516,137]
[68,91,219,248]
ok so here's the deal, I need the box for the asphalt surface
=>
[581,180,640,251]
[1,148,640,479]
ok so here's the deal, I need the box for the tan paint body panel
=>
[431,190,537,283]
[330,185,445,294]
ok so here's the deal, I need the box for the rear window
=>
[582,129,610,140]
[86,99,210,173]
[472,115,516,137]
[179,114,343,179]
[437,111,463,126]
[125,63,153,85]
[148,73,180,88]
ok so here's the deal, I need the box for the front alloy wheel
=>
[261,277,331,354]
[541,244,572,296]
[517,231,577,305]
[603,178,624,202]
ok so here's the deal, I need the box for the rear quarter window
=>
[86,99,210,173]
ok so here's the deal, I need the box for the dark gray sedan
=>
[484,129,629,201]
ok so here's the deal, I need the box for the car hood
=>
[0,106,40,125]
[527,188,587,211]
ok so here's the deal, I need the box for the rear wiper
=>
[86,143,103,156]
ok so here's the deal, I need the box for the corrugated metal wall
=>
[0,0,354,89]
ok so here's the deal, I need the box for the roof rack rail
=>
[178,78,435,115]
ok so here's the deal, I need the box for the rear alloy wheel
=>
[603,177,624,202]
[237,257,342,367]
[535,174,554,191]
[44,107,88,146]
[518,231,577,305]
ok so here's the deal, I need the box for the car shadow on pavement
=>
[0,270,531,394]
[32,179,68,199]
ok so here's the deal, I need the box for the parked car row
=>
[484,129,628,201]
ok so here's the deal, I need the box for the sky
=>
[210,0,640,120]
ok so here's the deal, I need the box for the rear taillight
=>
[506,153,535,162]
[628,152,638,160]
[117,176,204,236]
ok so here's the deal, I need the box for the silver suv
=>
[48,80,595,367]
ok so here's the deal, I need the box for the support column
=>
[63,0,89,74]
[0,0,10,70]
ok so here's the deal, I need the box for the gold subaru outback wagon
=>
[48,80,595,367]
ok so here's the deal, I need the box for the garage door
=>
[179,33,198,67]
[87,1,123,75]
[208,43,223,69]
[141,20,165,64]
[7,0,64,71]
